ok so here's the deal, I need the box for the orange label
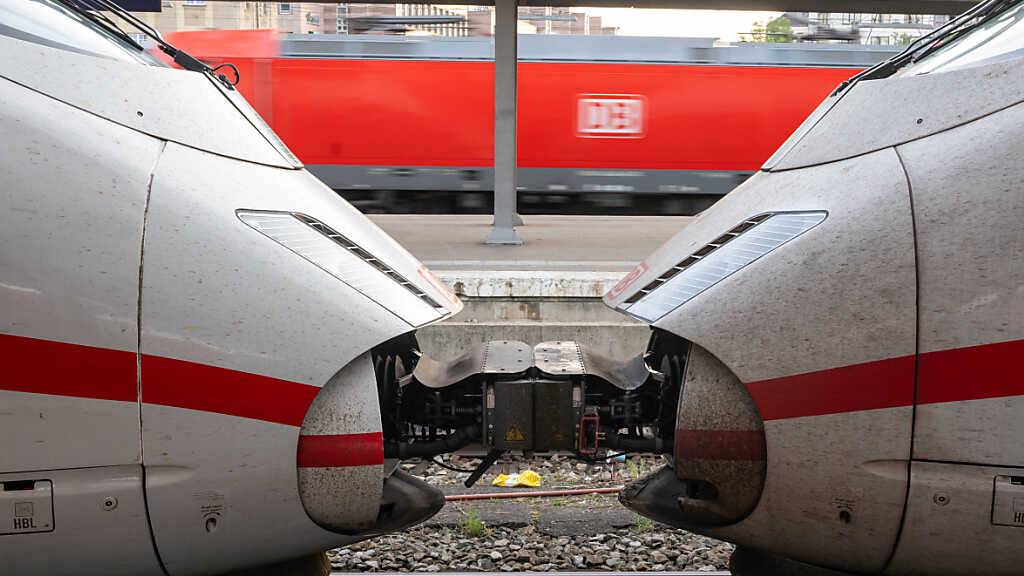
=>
[608,261,648,300]
[418,264,460,306]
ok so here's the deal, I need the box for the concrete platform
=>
[370,214,691,272]
[370,215,692,361]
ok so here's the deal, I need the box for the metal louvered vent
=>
[291,213,444,310]
[619,211,827,323]
[623,213,773,305]
[238,209,447,327]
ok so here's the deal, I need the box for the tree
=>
[750,20,766,42]
[892,32,918,45]
[765,15,794,43]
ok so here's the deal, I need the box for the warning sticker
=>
[505,423,526,442]
[608,261,648,300]
[419,264,461,306]
[2,480,54,535]
[12,502,36,531]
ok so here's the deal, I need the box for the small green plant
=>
[633,514,654,533]
[529,507,541,525]
[462,508,485,537]
[627,460,641,479]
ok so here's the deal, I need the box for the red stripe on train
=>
[675,429,766,461]
[917,339,1024,405]
[0,333,322,425]
[745,339,1024,421]
[141,354,320,427]
[4,333,1023,427]
[0,333,137,403]
[297,432,385,468]
[745,355,916,421]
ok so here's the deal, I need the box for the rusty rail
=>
[445,486,622,501]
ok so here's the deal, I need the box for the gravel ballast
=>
[328,455,734,572]
[329,525,733,572]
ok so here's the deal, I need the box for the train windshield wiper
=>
[59,0,227,85]
[907,0,1019,63]
[832,0,1017,95]
[60,0,142,51]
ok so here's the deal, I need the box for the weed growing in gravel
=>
[528,507,541,525]
[632,514,654,533]
[627,460,640,479]
[627,457,650,480]
[462,508,485,537]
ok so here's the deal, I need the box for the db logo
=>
[576,94,646,139]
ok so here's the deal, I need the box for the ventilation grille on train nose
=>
[622,213,775,305]
[292,213,444,310]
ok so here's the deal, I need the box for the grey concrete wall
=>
[417,271,651,362]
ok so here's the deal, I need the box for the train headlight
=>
[238,210,445,327]
[619,211,827,323]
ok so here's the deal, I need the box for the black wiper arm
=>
[85,0,210,71]
[60,0,226,80]
[60,0,143,51]
[909,0,1014,63]
[831,0,1014,96]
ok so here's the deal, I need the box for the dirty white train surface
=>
[613,1,1024,574]
[0,2,461,575]
[3,1,1023,575]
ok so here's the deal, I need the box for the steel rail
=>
[329,565,729,569]
[445,486,623,501]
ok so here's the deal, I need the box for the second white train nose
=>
[297,351,444,535]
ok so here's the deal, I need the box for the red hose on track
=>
[445,486,622,501]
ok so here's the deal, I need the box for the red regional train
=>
[167,30,900,212]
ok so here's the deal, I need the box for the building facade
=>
[133,2,615,37]
[794,12,950,45]
[133,1,337,35]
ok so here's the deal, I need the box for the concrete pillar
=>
[485,0,523,245]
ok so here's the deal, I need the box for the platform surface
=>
[370,214,692,273]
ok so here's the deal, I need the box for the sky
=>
[578,8,784,41]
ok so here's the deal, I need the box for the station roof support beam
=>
[475,0,971,13]
[211,0,975,16]
[486,0,524,245]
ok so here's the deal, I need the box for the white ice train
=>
[3,0,1024,575]
[614,1,1024,574]
[1,2,462,575]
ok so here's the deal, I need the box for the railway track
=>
[331,565,733,569]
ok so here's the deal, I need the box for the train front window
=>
[0,0,163,66]
[900,0,1024,75]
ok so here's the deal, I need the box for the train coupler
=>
[374,337,680,469]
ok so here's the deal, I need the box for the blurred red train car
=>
[168,30,898,212]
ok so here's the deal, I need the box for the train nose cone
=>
[365,469,445,536]
[624,343,767,529]
[619,465,694,529]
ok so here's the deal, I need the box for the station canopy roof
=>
[217,0,975,15]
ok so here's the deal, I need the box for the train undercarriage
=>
[371,330,688,484]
